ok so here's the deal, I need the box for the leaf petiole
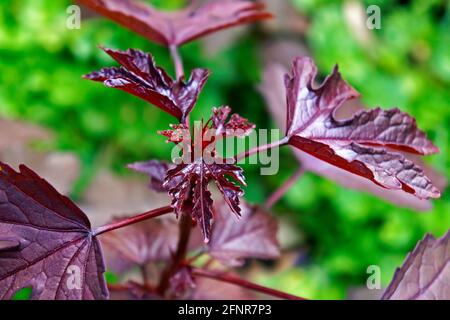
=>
[92,206,173,237]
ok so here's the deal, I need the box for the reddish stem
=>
[265,166,304,209]
[234,136,289,162]
[169,45,184,80]
[192,268,306,300]
[92,205,173,236]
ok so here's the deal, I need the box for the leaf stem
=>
[157,212,192,295]
[191,268,306,300]
[234,136,289,162]
[92,205,173,236]
[265,166,304,209]
[169,45,184,80]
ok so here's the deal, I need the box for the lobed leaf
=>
[77,0,272,46]
[0,162,108,300]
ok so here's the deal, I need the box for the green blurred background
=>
[0,0,449,299]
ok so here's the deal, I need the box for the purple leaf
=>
[382,230,450,300]
[127,160,175,192]
[284,57,440,199]
[260,63,446,210]
[164,162,245,243]
[77,0,272,46]
[84,47,209,122]
[208,201,280,267]
[0,162,108,300]
[99,218,179,274]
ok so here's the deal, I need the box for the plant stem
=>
[169,45,184,80]
[265,166,304,209]
[92,205,173,236]
[234,136,289,162]
[192,268,306,300]
[157,212,192,295]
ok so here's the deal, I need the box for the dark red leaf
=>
[109,281,159,300]
[77,0,272,46]
[99,218,179,274]
[157,107,252,241]
[382,230,450,300]
[84,47,209,122]
[208,201,280,266]
[260,64,446,210]
[169,267,257,300]
[0,162,108,300]
[164,162,245,242]
[127,160,175,192]
[283,57,440,200]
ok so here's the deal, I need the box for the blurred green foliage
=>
[0,0,449,299]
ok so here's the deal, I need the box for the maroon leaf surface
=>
[260,64,445,210]
[99,218,179,274]
[382,230,450,300]
[0,162,108,300]
[208,201,280,266]
[161,108,253,242]
[127,160,175,192]
[211,106,256,137]
[281,57,440,200]
[77,0,272,46]
[84,47,209,122]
